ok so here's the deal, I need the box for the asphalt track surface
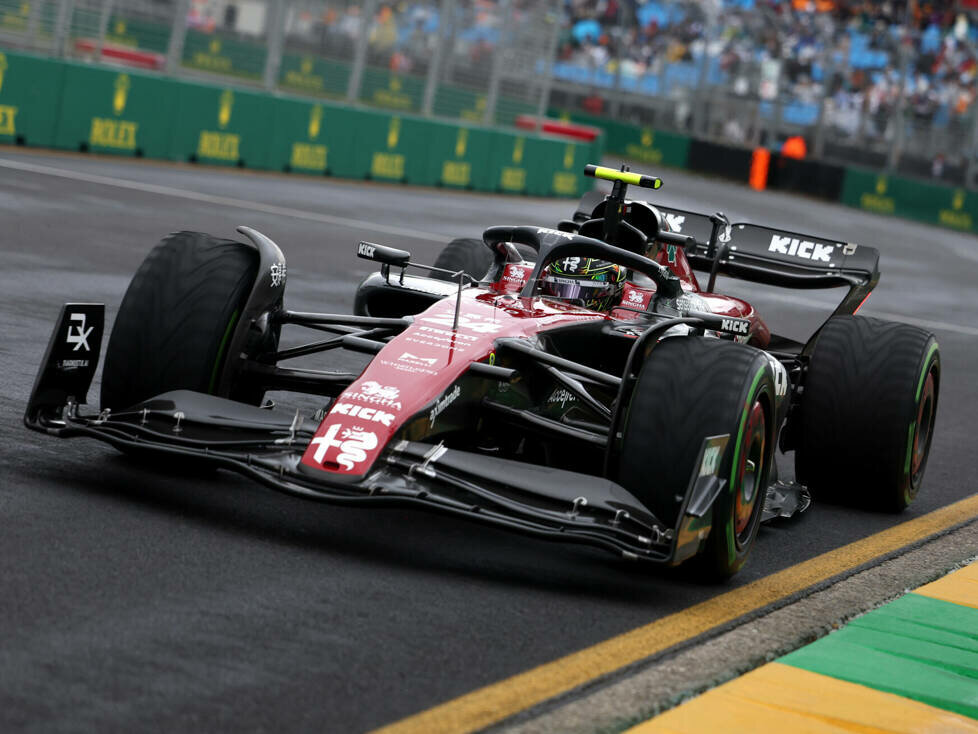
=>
[1,149,976,733]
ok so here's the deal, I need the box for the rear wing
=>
[652,204,880,322]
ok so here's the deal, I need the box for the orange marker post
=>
[749,147,770,191]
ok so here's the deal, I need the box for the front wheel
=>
[617,337,776,579]
[101,231,277,411]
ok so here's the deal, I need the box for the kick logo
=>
[720,318,749,335]
[66,313,94,352]
[330,403,395,427]
[310,423,378,471]
[768,235,834,263]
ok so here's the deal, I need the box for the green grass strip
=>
[780,593,978,719]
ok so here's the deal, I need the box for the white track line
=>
[0,157,449,243]
[6,157,976,338]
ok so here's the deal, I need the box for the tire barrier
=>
[0,48,601,198]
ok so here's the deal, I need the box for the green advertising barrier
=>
[279,54,350,98]
[841,168,977,234]
[53,63,177,157]
[0,50,65,147]
[168,81,273,168]
[423,120,494,190]
[182,31,265,80]
[267,95,359,177]
[359,68,423,113]
[520,136,591,198]
[490,133,532,195]
[105,15,171,54]
[351,111,433,184]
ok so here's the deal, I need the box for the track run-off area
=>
[1,148,976,733]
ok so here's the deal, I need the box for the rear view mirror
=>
[357,241,411,268]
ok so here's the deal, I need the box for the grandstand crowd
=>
[307,0,975,170]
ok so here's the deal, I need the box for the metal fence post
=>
[483,0,513,126]
[27,0,44,49]
[533,1,561,130]
[52,0,75,57]
[263,0,289,91]
[422,0,454,117]
[347,0,377,103]
[165,0,191,75]
[965,108,978,188]
[95,0,115,60]
[812,60,833,158]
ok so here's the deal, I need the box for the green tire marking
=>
[915,342,939,401]
[725,365,767,561]
[208,309,240,394]
[904,421,916,475]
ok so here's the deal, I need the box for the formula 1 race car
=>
[25,165,941,578]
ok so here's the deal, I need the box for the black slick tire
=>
[101,231,262,411]
[617,337,776,579]
[796,315,940,511]
[431,237,534,282]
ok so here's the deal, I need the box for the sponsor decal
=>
[429,385,461,427]
[361,381,399,400]
[417,326,478,342]
[420,314,503,333]
[500,167,526,192]
[720,317,749,335]
[0,104,16,136]
[666,244,677,264]
[767,235,835,263]
[501,265,528,286]
[371,152,405,180]
[843,242,858,255]
[57,359,89,370]
[765,354,789,398]
[357,242,376,259]
[548,388,576,408]
[399,352,437,366]
[66,313,93,352]
[627,289,645,305]
[290,142,327,171]
[89,118,138,150]
[341,381,403,410]
[700,445,722,476]
[310,424,378,471]
[283,57,325,92]
[442,160,471,187]
[330,403,395,427]
[270,262,287,287]
[536,227,575,241]
[197,131,240,161]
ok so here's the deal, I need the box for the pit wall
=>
[552,108,978,235]
[0,49,603,198]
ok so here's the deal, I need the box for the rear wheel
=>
[617,337,775,579]
[430,237,534,282]
[796,315,940,511]
[101,231,275,411]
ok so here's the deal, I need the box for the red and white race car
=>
[25,165,940,578]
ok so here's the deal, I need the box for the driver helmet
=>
[541,257,626,312]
